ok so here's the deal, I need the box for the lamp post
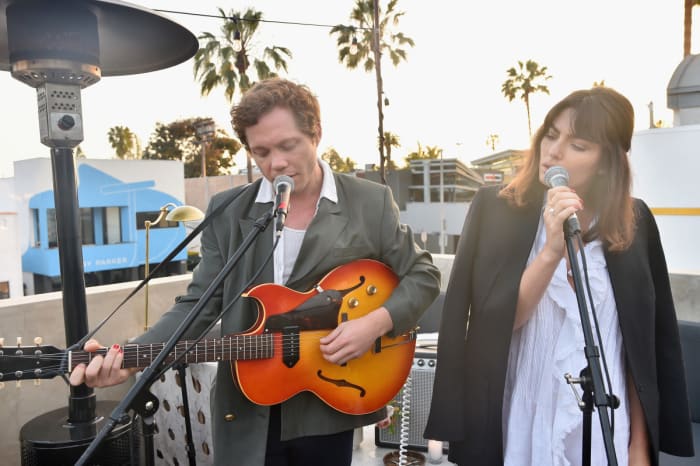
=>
[439,151,445,254]
[143,203,204,330]
[194,118,216,206]
[1,1,197,462]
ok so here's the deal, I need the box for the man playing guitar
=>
[69,78,441,466]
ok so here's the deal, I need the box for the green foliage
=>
[330,0,414,72]
[142,117,242,178]
[321,147,357,173]
[501,59,552,136]
[485,133,500,151]
[107,125,140,159]
[193,7,292,103]
[404,142,442,166]
[380,131,400,170]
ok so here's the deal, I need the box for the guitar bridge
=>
[281,326,300,368]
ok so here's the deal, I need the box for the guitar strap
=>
[71,179,263,350]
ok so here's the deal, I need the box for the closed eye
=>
[544,128,559,140]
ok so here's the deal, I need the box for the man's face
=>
[246,106,320,195]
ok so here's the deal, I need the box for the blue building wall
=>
[22,164,189,278]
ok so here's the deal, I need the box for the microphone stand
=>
[75,210,274,466]
[175,362,197,466]
[563,222,618,466]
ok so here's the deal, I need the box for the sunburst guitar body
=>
[234,259,416,415]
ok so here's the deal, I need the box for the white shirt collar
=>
[254,158,338,205]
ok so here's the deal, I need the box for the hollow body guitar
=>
[0,259,417,416]
[235,259,416,415]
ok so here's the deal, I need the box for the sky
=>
[0,0,696,178]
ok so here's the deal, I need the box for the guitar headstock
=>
[0,337,65,388]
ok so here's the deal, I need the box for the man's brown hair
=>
[231,78,321,149]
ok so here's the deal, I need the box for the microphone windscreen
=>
[273,175,295,193]
[544,166,569,188]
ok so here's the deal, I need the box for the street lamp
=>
[194,118,216,205]
[439,151,445,254]
[143,203,203,330]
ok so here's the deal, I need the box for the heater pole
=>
[50,146,96,423]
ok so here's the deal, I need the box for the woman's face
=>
[538,107,603,196]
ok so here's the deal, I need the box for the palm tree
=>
[380,131,401,170]
[330,0,414,183]
[405,142,442,165]
[330,0,414,72]
[501,60,552,137]
[684,0,700,57]
[321,147,357,173]
[193,8,292,182]
[107,125,140,159]
[485,133,499,152]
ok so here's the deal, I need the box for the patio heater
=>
[0,0,197,463]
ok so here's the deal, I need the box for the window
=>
[80,208,95,245]
[0,281,9,299]
[104,207,122,244]
[47,209,58,248]
[408,189,424,202]
[45,207,125,246]
[32,209,41,247]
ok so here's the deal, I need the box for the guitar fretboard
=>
[68,333,275,370]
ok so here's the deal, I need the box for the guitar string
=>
[3,336,415,377]
[4,332,415,360]
[4,331,417,360]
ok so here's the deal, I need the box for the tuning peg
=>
[34,379,41,387]
[15,380,21,388]
[16,337,22,346]
[34,337,43,346]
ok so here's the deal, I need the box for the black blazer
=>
[424,185,693,465]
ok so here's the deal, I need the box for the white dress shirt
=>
[254,158,338,285]
[502,212,630,466]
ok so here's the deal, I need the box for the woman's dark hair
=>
[500,86,635,251]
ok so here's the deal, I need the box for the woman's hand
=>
[542,186,584,259]
[68,339,137,388]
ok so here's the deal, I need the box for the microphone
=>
[273,175,294,233]
[543,166,581,234]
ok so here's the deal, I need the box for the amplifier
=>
[375,344,447,452]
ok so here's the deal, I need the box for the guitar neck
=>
[68,334,274,371]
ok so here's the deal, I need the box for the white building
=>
[632,53,700,274]
[0,176,23,298]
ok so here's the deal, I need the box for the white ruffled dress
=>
[502,215,630,466]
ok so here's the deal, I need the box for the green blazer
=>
[139,173,441,465]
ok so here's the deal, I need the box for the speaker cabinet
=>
[375,347,447,452]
